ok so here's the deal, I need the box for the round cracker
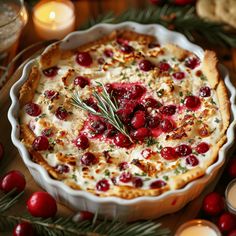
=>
[216,0,236,28]
[196,0,222,22]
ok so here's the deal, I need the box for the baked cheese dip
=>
[18,30,230,199]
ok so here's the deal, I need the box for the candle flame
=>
[49,11,56,20]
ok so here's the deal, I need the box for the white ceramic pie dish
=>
[8,22,236,221]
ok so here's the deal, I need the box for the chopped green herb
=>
[162,175,169,181]
[134,172,147,177]
[210,98,216,105]
[157,89,164,98]
[214,118,220,123]
[145,137,157,147]
[179,91,183,97]
[72,174,77,182]
[200,74,207,81]
[104,169,110,177]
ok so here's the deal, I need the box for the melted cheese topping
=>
[20,36,224,197]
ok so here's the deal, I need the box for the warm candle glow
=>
[33,0,75,40]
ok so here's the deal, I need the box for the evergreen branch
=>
[0,190,24,213]
[71,82,133,142]
[0,214,170,236]
[79,5,236,47]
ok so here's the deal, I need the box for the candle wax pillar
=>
[33,1,75,40]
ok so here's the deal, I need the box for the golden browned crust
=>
[202,50,220,89]
[163,44,191,61]
[19,66,40,107]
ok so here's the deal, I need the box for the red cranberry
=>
[55,164,69,174]
[160,147,178,160]
[91,120,106,134]
[172,72,185,80]
[159,119,174,132]
[44,90,59,100]
[43,66,58,77]
[41,128,53,137]
[228,229,236,236]
[139,60,154,71]
[120,45,134,54]
[75,134,89,149]
[143,97,162,109]
[13,222,34,236]
[96,179,110,192]
[134,104,146,112]
[33,136,49,151]
[228,158,236,178]
[159,105,176,116]
[114,133,131,148]
[119,172,132,183]
[186,155,199,166]
[27,191,57,218]
[74,76,90,88]
[0,142,4,161]
[1,170,26,193]
[195,142,209,154]
[132,127,149,141]
[159,62,170,72]
[150,180,166,189]
[113,87,127,98]
[116,37,129,45]
[119,162,128,171]
[97,57,105,65]
[76,52,93,67]
[104,124,117,138]
[184,96,201,110]
[104,49,113,57]
[218,213,236,233]
[175,144,192,157]
[173,0,196,5]
[131,111,146,129]
[132,177,143,188]
[84,98,99,111]
[199,86,211,97]
[127,85,146,99]
[203,192,225,216]
[25,103,41,117]
[185,56,200,69]
[78,211,94,221]
[55,107,68,120]
[116,108,132,123]
[147,115,161,128]
[81,152,97,166]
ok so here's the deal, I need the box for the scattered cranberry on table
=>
[13,222,34,236]
[202,192,225,216]
[27,191,57,218]
[218,212,236,233]
[228,229,236,236]
[0,170,26,194]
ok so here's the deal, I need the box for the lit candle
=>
[33,0,75,40]
[225,178,236,214]
[175,219,221,236]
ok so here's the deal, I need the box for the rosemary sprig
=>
[71,82,133,142]
[79,5,236,48]
[0,191,171,236]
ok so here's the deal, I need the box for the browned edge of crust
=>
[20,124,66,180]
[19,66,40,107]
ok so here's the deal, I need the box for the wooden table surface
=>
[1,1,236,235]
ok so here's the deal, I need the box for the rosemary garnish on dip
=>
[71,82,133,142]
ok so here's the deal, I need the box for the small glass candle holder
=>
[175,219,221,236]
[225,178,236,215]
[0,0,28,58]
[33,0,75,40]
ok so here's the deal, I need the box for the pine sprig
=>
[79,5,236,47]
[71,82,133,142]
[0,191,170,236]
